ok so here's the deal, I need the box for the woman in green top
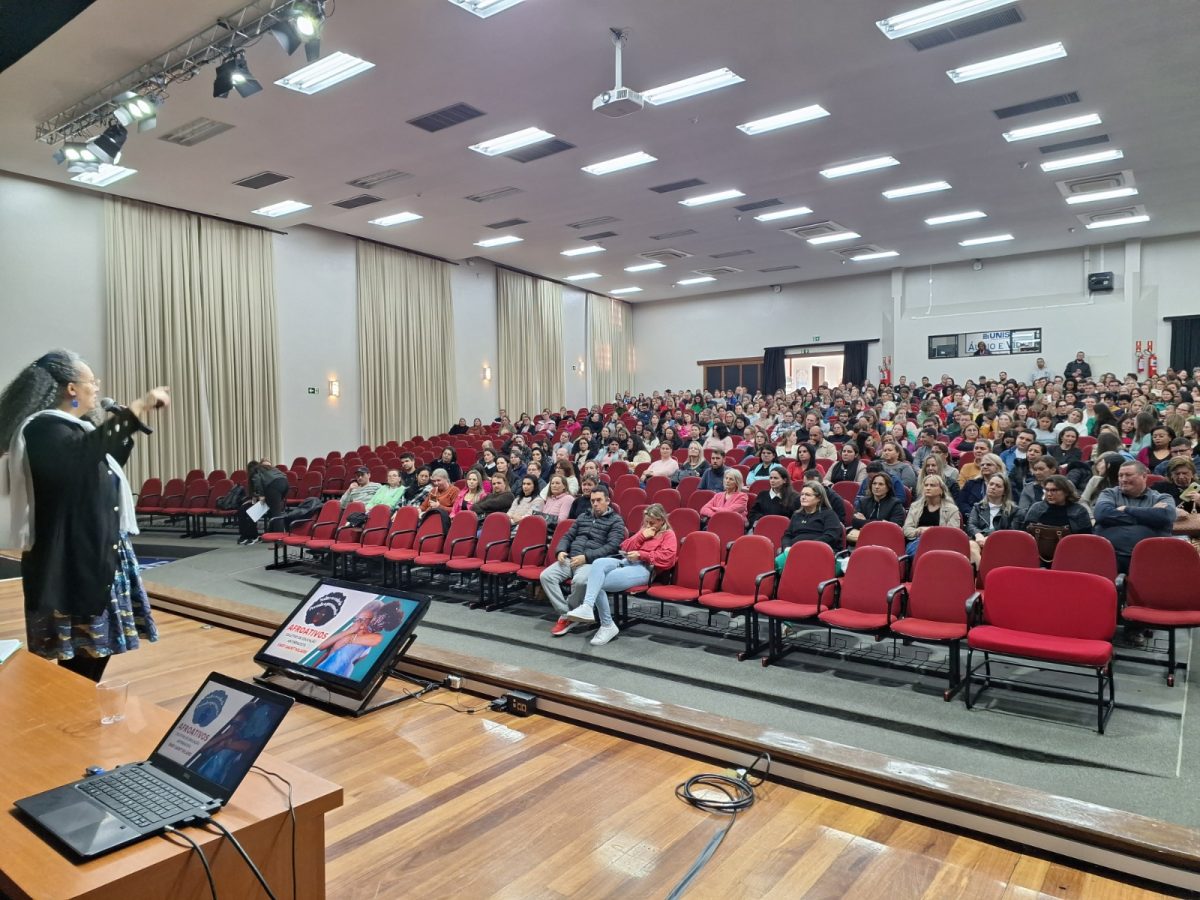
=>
[366,469,406,510]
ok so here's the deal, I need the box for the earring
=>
[71,398,79,408]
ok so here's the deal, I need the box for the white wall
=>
[1143,232,1200,363]
[450,259,499,423]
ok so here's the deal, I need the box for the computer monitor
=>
[254,578,430,698]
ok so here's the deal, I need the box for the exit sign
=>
[812,336,820,342]
[307,387,318,395]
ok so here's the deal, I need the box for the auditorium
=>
[2,0,1199,897]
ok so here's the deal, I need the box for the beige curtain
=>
[587,293,634,403]
[105,197,281,486]
[496,268,564,416]
[357,241,456,444]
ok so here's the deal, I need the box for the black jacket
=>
[852,495,905,528]
[781,507,843,551]
[557,509,625,561]
[252,467,290,515]
[966,501,1020,539]
[748,490,799,524]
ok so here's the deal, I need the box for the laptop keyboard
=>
[78,766,203,827]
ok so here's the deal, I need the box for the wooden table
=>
[0,652,342,900]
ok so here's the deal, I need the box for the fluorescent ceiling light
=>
[958,233,1014,246]
[1065,188,1139,205]
[610,287,643,295]
[275,52,375,94]
[561,245,606,256]
[1039,149,1124,173]
[736,104,830,136]
[820,156,899,179]
[1086,214,1150,230]
[469,126,554,157]
[70,164,137,187]
[581,151,657,175]
[369,211,423,226]
[625,261,666,272]
[877,0,1017,39]
[253,200,312,217]
[883,180,952,199]
[679,189,745,207]
[851,250,900,261]
[754,206,813,222]
[642,68,745,106]
[564,272,601,281]
[947,42,1067,84]
[446,0,526,18]
[474,235,523,247]
[1002,113,1101,142]
[925,210,987,225]
[807,231,861,245]
[676,276,716,286]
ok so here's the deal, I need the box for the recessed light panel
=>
[564,272,601,281]
[469,127,554,156]
[1086,214,1149,229]
[1039,149,1124,172]
[275,52,375,94]
[820,157,899,179]
[807,231,861,245]
[369,211,423,226]
[581,151,657,175]
[882,181,951,199]
[947,42,1067,83]
[446,0,527,18]
[625,262,665,272]
[70,164,137,187]
[877,0,1018,39]
[753,206,813,222]
[474,235,523,247]
[642,68,745,105]
[561,245,606,256]
[676,276,716,286]
[679,189,745,207]
[925,210,987,225]
[958,233,1014,246]
[1065,187,1139,205]
[252,200,311,217]
[736,104,829,135]
[1003,113,1101,142]
[851,250,900,261]
[610,287,643,295]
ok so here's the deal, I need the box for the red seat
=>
[830,481,860,512]
[911,526,970,577]
[328,503,393,577]
[677,476,701,503]
[607,460,630,479]
[385,513,446,586]
[288,471,324,506]
[479,516,548,609]
[668,507,701,542]
[1119,538,1200,685]
[134,477,164,523]
[643,475,671,497]
[412,511,478,579]
[263,500,339,567]
[614,487,647,511]
[814,458,833,474]
[194,478,235,536]
[850,520,907,575]
[888,551,976,700]
[817,546,903,636]
[515,519,575,585]
[645,532,721,605]
[755,542,836,667]
[161,478,211,536]
[686,490,715,514]
[446,513,513,605]
[750,515,789,552]
[304,502,363,558]
[705,510,746,561]
[206,469,227,484]
[976,530,1040,589]
[748,480,772,497]
[966,567,1116,732]
[623,504,648,534]
[612,474,640,496]
[651,488,682,512]
[1051,534,1118,582]
[698,535,777,659]
[321,466,347,499]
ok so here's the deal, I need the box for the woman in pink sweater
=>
[565,503,678,646]
[699,469,749,523]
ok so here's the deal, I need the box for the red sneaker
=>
[551,617,578,637]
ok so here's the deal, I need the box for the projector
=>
[592,86,644,117]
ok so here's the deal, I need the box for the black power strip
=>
[494,691,538,717]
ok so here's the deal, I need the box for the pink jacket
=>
[621,528,679,571]
[700,490,748,522]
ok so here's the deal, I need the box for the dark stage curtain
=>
[843,341,869,386]
[1169,316,1200,373]
[762,346,787,394]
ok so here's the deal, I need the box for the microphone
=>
[101,397,154,435]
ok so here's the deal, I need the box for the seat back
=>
[838,545,903,614]
[184,468,205,484]
[547,518,575,553]
[906,550,974,625]
[315,502,361,540]
[751,515,790,552]
[748,480,772,497]
[296,500,341,537]
[160,478,186,506]
[1126,538,1200,611]
[676,476,701,502]
[476,512,514,561]
[671,532,722,592]
[653,488,682,512]
[355,504,397,547]
[831,481,860,509]
[136,478,163,505]
[668,508,701,542]
[181,479,210,508]
[443,511,479,559]
[290,456,308,469]
[983,567,1116,640]
[205,479,233,509]
[385,506,421,550]
[1052,534,1118,582]
[615,486,647,511]
[719,535,775,596]
[298,470,324,498]
[411,512,447,555]
[607,460,630,479]
[687,490,715,513]
[512,515,550,567]
[913,526,970,570]
[613,474,640,495]
[322,466,346,495]
[206,469,226,484]
[623,504,648,534]
[856,521,906,557]
[644,475,671,497]
[706,511,746,560]
[776,543,836,607]
[977,530,1040,588]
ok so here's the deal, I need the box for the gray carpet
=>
[141,542,1200,829]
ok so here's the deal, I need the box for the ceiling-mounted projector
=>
[592,28,643,117]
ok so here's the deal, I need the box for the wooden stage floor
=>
[0,579,1178,899]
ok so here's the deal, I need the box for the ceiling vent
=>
[347,169,412,189]
[694,266,742,276]
[1057,171,1134,200]
[1039,134,1109,155]
[505,138,575,162]
[781,220,853,241]
[649,228,698,241]
[710,249,754,259]
[649,177,706,194]
[734,198,783,212]
[830,244,885,261]
[486,217,529,229]
[234,171,291,189]
[465,186,523,203]
[158,117,234,147]
[994,92,1080,120]
[1075,205,1147,228]
[582,230,618,240]
[759,264,801,273]
[639,248,693,262]
[407,102,485,133]
[331,194,383,209]
[567,215,619,230]
[907,5,1023,50]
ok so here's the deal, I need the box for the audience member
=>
[825,441,866,486]
[848,472,906,543]
[238,460,289,545]
[437,447,463,482]
[420,468,459,514]
[673,442,709,484]
[699,469,749,523]
[779,483,844,554]
[1094,461,1177,574]
[403,467,432,507]
[340,467,380,508]
[365,468,406,511]
[746,445,785,486]
[642,441,680,483]
[569,474,601,519]
[748,467,799,524]
[541,487,624,635]
[1021,475,1093,562]
[1016,456,1057,513]
[966,473,1019,564]
[507,475,541,525]
[903,474,961,555]
[450,468,486,518]
[698,448,728,492]
[473,472,514,516]
[535,474,575,525]
[1064,351,1092,380]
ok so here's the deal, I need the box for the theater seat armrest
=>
[698,564,724,596]
[753,570,776,602]
[816,577,840,611]
[1114,573,1126,607]
[887,584,908,623]
[966,591,983,628]
[386,527,417,549]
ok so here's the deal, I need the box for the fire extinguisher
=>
[1147,341,1158,378]
[879,356,891,385]
[1137,352,1146,374]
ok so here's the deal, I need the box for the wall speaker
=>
[1088,271,1114,293]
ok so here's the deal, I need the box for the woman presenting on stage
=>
[0,350,169,682]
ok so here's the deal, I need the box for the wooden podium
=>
[0,652,342,900]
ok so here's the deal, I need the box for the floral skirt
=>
[26,536,159,661]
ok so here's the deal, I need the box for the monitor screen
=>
[254,579,430,696]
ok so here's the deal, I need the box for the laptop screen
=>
[150,672,292,800]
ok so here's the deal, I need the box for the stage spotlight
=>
[86,123,127,165]
[112,91,161,132]
[271,1,326,63]
[52,141,101,173]
[213,52,263,98]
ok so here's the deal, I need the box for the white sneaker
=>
[590,623,619,646]
[566,604,595,623]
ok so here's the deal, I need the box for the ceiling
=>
[1,0,1197,303]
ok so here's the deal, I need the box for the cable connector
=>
[444,674,464,691]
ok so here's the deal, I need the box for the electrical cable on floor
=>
[203,817,278,900]
[251,765,296,900]
[162,824,217,900]
[667,751,772,900]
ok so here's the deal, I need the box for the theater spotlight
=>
[213,52,263,98]
[52,141,101,173]
[272,1,326,63]
[86,122,127,165]
[112,91,160,132]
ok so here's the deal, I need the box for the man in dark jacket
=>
[698,449,728,492]
[540,487,625,635]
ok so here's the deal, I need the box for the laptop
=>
[15,671,293,858]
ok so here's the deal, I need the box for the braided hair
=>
[0,350,85,454]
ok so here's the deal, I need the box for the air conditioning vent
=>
[1039,134,1109,155]
[582,230,618,240]
[233,171,291,189]
[649,178,706,194]
[505,138,575,163]
[1075,205,1146,227]
[567,215,620,230]
[694,266,742,276]
[348,169,412,189]
[465,186,523,203]
[830,244,885,261]
[734,198,783,212]
[331,194,383,209]
[1057,171,1134,200]
[649,228,698,241]
[639,248,693,262]
[159,117,234,147]
[781,220,853,241]
[406,102,485,133]
[710,249,754,259]
[994,92,1080,120]
[907,5,1023,50]
[759,264,801,273]
[486,218,529,229]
